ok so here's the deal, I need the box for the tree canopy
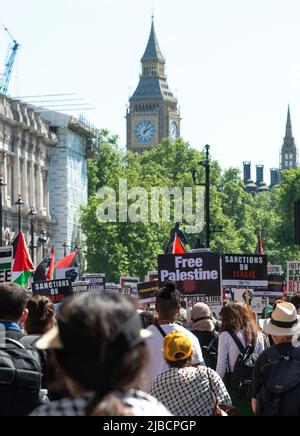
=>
[80,132,300,282]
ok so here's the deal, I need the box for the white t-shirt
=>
[140,323,204,392]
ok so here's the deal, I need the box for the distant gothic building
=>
[280,105,298,170]
[243,105,298,194]
[126,19,181,152]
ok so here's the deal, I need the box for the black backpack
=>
[0,337,43,416]
[256,347,300,416]
[229,332,258,397]
[202,336,218,370]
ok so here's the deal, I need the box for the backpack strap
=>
[153,321,167,338]
[228,332,246,355]
[206,335,217,351]
[19,335,40,348]
[5,338,26,349]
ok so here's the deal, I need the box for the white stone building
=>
[0,93,98,264]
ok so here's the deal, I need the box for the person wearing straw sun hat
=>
[259,301,300,337]
[252,302,300,416]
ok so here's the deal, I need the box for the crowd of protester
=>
[0,281,300,416]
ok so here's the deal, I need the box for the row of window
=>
[143,67,157,76]
[285,161,295,168]
[133,104,159,112]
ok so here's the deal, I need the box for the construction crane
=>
[0,25,20,95]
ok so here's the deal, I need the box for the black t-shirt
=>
[252,342,300,399]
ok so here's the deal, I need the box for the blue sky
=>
[1,0,300,182]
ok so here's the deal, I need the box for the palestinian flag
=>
[165,223,188,254]
[172,233,187,254]
[12,232,34,288]
[256,232,264,256]
[46,246,55,280]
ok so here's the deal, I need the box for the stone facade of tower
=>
[127,20,181,153]
[280,106,298,170]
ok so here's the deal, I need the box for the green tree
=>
[81,133,300,280]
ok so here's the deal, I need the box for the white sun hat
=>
[261,302,300,337]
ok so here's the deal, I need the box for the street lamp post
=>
[62,241,68,257]
[15,195,24,233]
[193,146,224,249]
[38,228,48,259]
[0,178,7,247]
[193,145,211,249]
[29,208,37,264]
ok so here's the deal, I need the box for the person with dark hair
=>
[140,281,204,391]
[31,293,171,416]
[0,282,28,337]
[149,331,231,416]
[216,302,265,416]
[289,294,300,314]
[25,296,55,335]
[139,311,156,329]
[0,283,44,416]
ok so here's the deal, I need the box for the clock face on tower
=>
[135,120,155,143]
[169,121,179,141]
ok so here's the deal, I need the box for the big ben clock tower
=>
[126,18,181,153]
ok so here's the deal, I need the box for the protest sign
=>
[105,283,121,294]
[287,261,300,295]
[137,281,159,303]
[222,255,268,288]
[0,246,12,283]
[267,264,283,275]
[32,279,72,304]
[158,252,222,305]
[120,276,139,297]
[55,267,80,283]
[72,281,89,295]
[82,273,105,292]
[147,271,159,282]
[255,274,286,297]
[233,289,268,316]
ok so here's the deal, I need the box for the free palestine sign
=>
[158,252,222,303]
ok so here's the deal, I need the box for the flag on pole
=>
[55,252,78,269]
[12,231,34,288]
[46,246,55,281]
[165,223,188,254]
[172,233,187,254]
[256,232,264,256]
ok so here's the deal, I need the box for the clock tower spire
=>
[126,19,181,152]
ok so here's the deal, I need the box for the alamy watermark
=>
[96,180,205,234]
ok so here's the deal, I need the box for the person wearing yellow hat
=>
[149,331,231,416]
